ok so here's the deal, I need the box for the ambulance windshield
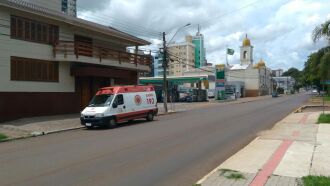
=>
[89,94,114,107]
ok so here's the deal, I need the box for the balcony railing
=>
[53,40,151,66]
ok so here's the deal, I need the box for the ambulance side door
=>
[113,94,126,114]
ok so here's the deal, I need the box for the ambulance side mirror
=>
[112,102,118,108]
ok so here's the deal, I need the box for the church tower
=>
[240,34,254,67]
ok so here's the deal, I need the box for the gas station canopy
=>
[139,75,209,84]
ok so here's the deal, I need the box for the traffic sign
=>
[321,80,330,85]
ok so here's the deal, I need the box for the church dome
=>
[254,59,266,69]
[242,34,251,47]
[258,59,266,66]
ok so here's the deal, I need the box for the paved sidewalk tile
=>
[197,110,327,186]
[259,123,318,142]
[310,125,330,176]
[0,127,30,139]
[279,113,307,124]
[218,139,282,174]
[200,170,255,186]
[265,175,299,186]
[18,118,81,133]
[273,141,315,178]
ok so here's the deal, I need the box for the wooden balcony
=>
[53,40,152,68]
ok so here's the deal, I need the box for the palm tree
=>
[312,20,330,93]
[312,20,330,44]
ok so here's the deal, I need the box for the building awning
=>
[139,75,208,84]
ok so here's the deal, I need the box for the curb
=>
[195,100,304,185]
[157,110,183,116]
[44,126,85,135]
[293,105,330,113]
[196,137,260,185]
[0,135,33,143]
[0,126,84,143]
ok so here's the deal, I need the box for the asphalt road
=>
[0,94,309,186]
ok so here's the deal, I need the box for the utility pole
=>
[162,32,168,113]
[287,76,289,94]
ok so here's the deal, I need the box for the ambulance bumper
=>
[80,116,110,127]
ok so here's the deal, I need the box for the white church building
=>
[226,35,273,97]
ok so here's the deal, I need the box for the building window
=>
[11,57,59,82]
[11,15,59,45]
[62,0,68,13]
[243,51,247,59]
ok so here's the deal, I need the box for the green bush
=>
[0,133,7,141]
[302,175,330,186]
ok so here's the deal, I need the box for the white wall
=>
[226,69,259,90]
[0,7,74,92]
[0,6,151,92]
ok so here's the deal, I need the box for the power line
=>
[167,51,268,79]
[14,0,162,37]
[3,0,161,39]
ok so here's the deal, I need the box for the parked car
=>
[207,89,215,98]
[312,89,319,95]
[80,85,158,129]
[272,92,279,97]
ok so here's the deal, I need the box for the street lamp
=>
[162,23,191,114]
[167,23,191,46]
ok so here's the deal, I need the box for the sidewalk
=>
[0,95,271,141]
[196,110,330,186]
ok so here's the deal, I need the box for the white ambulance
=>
[80,85,158,129]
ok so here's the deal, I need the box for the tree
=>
[311,19,330,93]
[303,46,330,93]
[283,68,303,91]
[312,20,330,44]
[283,68,301,79]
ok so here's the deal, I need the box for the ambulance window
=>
[116,94,124,105]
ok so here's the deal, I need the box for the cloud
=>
[78,0,109,11]
[77,0,330,71]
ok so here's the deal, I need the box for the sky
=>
[77,0,330,71]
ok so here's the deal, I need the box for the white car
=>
[312,89,318,95]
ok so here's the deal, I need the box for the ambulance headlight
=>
[95,113,104,118]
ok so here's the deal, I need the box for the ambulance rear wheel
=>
[146,112,154,121]
[107,118,117,129]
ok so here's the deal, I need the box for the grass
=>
[225,172,245,180]
[302,175,330,186]
[219,169,246,180]
[325,96,330,101]
[318,114,330,124]
[0,133,8,141]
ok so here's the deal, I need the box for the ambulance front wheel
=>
[107,118,117,129]
[146,112,154,121]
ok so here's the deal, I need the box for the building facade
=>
[26,0,77,16]
[273,76,295,94]
[192,27,206,68]
[167,35,195,76]
[0,0,151,122]
[272,69,284,77]
[226,35,272,97]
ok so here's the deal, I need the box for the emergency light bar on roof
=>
[96,85,155,95]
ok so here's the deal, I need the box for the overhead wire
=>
[166,51,269,79]
[16,0,162,38]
